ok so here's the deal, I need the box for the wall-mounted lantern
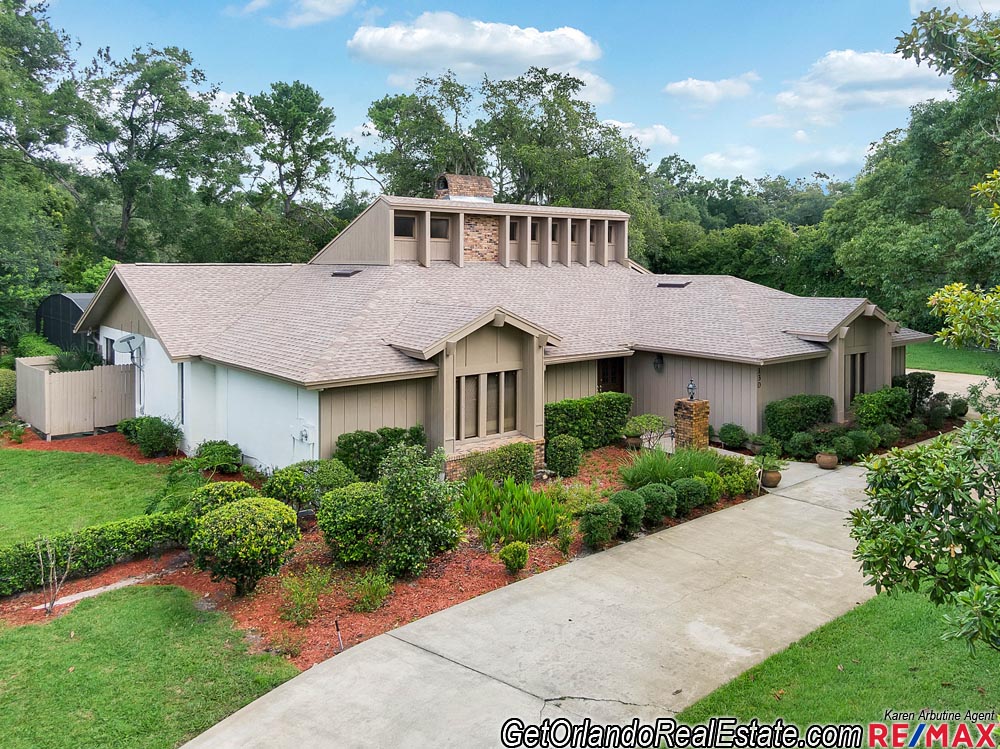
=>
[653,354,664,373]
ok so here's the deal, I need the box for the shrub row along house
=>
[73,175,931,470]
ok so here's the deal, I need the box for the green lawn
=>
[679,593,1000,727]
[0,450,168,543]
[906,341,1000,376]
[0,586,297,749]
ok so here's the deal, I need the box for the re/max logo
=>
[868,723,998,748]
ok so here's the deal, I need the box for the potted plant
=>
[815,447,838,470]
[622,421,642,450]
[755,453,788,489]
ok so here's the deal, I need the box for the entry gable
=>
[387,303,562,361]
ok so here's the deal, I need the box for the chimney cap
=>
[434,173,494,203]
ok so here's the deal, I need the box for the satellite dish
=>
[113,333,145,355]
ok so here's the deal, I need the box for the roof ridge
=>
[722,277,771,361]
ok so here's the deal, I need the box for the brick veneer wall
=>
[674,398,710,450]
[435,174,494,200]
[464,214,500,262]
[444,438,546,480]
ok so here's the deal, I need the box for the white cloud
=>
[749,113,789,128]
[663,71,759,105]
[280,0,357,27]
[604,120,679,148]
[775,50,951,123]
[781,145,867,178]
[347,12,610,100]
[910,0,1000,13]
[793,129,809,143]
[701,145,761,175]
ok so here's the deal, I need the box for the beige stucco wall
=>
[545,360,598,403]
[318,378,430,458]
[628,351,758,431]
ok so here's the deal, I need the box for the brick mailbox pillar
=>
[674,398,710,450]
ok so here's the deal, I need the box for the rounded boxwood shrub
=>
[0,368,15,413]
[928,404,950,430]
[784,431,816,460]
[578,502,622,548]
[189,481,260,519]
[846,429,879,458]
[873,422,901,448]
[763,394,834,442]
[637,483,677,525]
[262,466,315,513]
[950,397,969,418]
[672,477,709,515]
[316,482,384,565]
[609,490,645,538]
[190,497,300,596]
[718,423,748,450]
[132,416,182,458]
[311,458,358,493]
[546,434,583,477]
[695,471,724,504]
[903,417,928,439]
[498,540,530,575]
[832,435,858,461]
[721,466,757,497]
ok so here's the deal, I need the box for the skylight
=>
[657,281,690,288]
[331,269,363,278]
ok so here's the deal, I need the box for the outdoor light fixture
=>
[653,353,664,372]
[687,379,697,400]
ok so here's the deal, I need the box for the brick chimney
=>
[434,173,494,202]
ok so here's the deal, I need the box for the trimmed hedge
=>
[189,481,260,519]
[0,368,14,413]
[718,423,748,450]
[673,477,710,516]
[763,394,834,442]
[609,490,645,538]
[578,502,622,548]
[0,512,190,597]
[546,434,583,477]
[852,387,909,428]
[316,482,385,565]
[544,392,633,450]
[893,371,935,415]
[461,442,535,484]
[334,426,426,481]
[636,483,677,525]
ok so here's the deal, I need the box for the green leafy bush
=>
[349,568,394,612]
[893,371,935,414]
[718,423,748,450]
[189,481,260,519]
[53,348,102,372]
[832,435,858,461]
[310,458,358,494]
[672,477,710,515]
[461,442,535,484]
[544,391,633,449]
[763,394,834,441]
[334,425,426,481]
[280,565,332,626]
[546,434,583,477]
[636,483,677,525]
[544,481,602,516]
[0,512,189,597]
[609,490,645,537]
[498,541,530,575]
[784,431,816,460]
[190,497,300,596]
[846,429,880,458]
[262,466,314,514]
[809,422,849,451]
[578,502,622,548]
[379,445,460,578]
[874,422,901,448]
[928,404,950,430]
[0,369,14,413]
[14,333,59,358]
[903,417,928,438]
[0,353,13,370]
[195,440,243,474]
[721,466,758,497]
[316,482,384,564]
[619,447,722,489]
[694,471,724,504]
[852,387,910,428]
[623,413,669,448]
[117,416,183,458]
[456,474,562,550]
[748,433,782,457]
[950,397,969,418]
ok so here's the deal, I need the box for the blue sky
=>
[46,0,994,184]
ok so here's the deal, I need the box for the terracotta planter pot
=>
[761,469,781,488]
[815,452,839,470]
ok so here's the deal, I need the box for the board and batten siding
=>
[319,379,430,458]
[756,358,825,428]
[545,360,598,403]
[628,351,758,431]
[891,347,906,378]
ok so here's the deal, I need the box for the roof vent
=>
[331,268,363,278]
[657,281,690,288]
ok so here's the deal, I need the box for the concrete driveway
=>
[185,465,872,749]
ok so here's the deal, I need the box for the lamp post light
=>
[687,379,697,400]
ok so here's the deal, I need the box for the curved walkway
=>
[185,464,872,749]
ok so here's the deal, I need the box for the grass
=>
[679,593,1000,727]
[0,450,168,543]
[0,586,297,749]
[906,341,1000,376]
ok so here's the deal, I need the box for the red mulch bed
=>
[1,429,180,465]
[534,445,630,493]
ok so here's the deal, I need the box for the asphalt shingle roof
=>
[99,262,909,386]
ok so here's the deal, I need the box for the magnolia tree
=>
[851,282,1000,650]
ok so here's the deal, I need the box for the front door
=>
[597,357,625,393]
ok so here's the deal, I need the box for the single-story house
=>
[73,174,932,469]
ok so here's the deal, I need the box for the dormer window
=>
[530,221,539,241]
[509,221,518,241]
[551,222,559,242]
[430,217,450,239]
[570,223,578,243]
[394,215,416,238]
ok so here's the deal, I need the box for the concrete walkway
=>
[185,465,872,749]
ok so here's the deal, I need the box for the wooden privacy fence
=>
[15,356,135,439]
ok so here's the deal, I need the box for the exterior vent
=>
[657,281,690,288]
[331,268,363,278]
